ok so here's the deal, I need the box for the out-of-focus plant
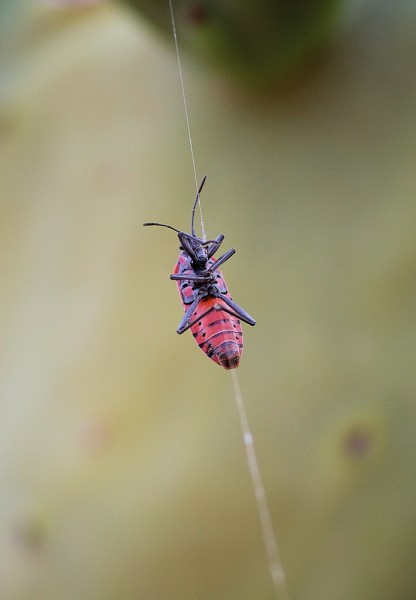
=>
[122,0,345,85]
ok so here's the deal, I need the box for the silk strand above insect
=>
[143,176,255,369]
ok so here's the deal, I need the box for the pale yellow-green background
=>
[1,1,415,599]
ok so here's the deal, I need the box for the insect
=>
[143,176,256,369]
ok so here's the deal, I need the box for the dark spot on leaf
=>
[12,517,46,552]
[184,2,210,26]
[343,425,375,458]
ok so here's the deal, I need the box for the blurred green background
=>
[1,1,415,599]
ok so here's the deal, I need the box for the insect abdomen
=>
[191,298,243,369]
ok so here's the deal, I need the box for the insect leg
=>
[170,273,211,282]
[176,296,202,334]
[179,304,218,333]
[177,290,213,334]
[215,304,249,321]
[205,234,224,258]
[209,248,236,272]
[217,293,256,326]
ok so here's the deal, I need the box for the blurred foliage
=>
[122,0,344,86]
[1,1,416,599]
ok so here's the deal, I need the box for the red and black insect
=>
[143,176,256,369]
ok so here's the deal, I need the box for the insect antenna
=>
[191,175,207,237]
[143,222,181,233]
